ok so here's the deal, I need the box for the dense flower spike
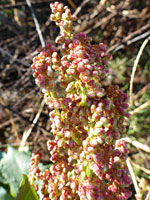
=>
[29,2,132,200]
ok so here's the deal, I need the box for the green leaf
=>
[0,151,4,160]
[0,146,31,196]
[0,186,16,200]
[17,174,38,200]
[0,146,50,198]
[0,171,7,184]
[86,164,93,179]
[71,132,81,145]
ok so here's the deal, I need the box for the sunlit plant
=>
[29,2,132,199]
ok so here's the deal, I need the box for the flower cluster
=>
[29,2,132,200]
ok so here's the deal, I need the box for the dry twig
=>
[129,100,150,115]
[0,117,20,129]
[0,97,20,142]
[73,0,90,16]
[129,36,150,106]
[19,99,45,149]
[113,30,150,52]
[123,137,150,153]
[26,0,45,47]
[0,0,50,9]
[126,157,141,198]
[145,191,150,200]
[134,83,150,100]
[67,0,77,10]
[131,160,150,175]
[0,47,30,67]
[11,0,22,26]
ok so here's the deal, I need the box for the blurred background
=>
[0,0,150,199]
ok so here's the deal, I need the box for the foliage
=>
[17,174,39,200]
[0,146,31,198]
[0,146,50,200]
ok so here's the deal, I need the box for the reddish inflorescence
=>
[29,2,132,200]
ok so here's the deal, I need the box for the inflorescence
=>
[29,2,132,200]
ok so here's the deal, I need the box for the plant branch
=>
[129,36,150,106]
[26,0,45,47]
[129,100,150,115]
[126,157,141,197]
[0,47,30,67]
[123,137,150,153]
[19,99,45,149]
